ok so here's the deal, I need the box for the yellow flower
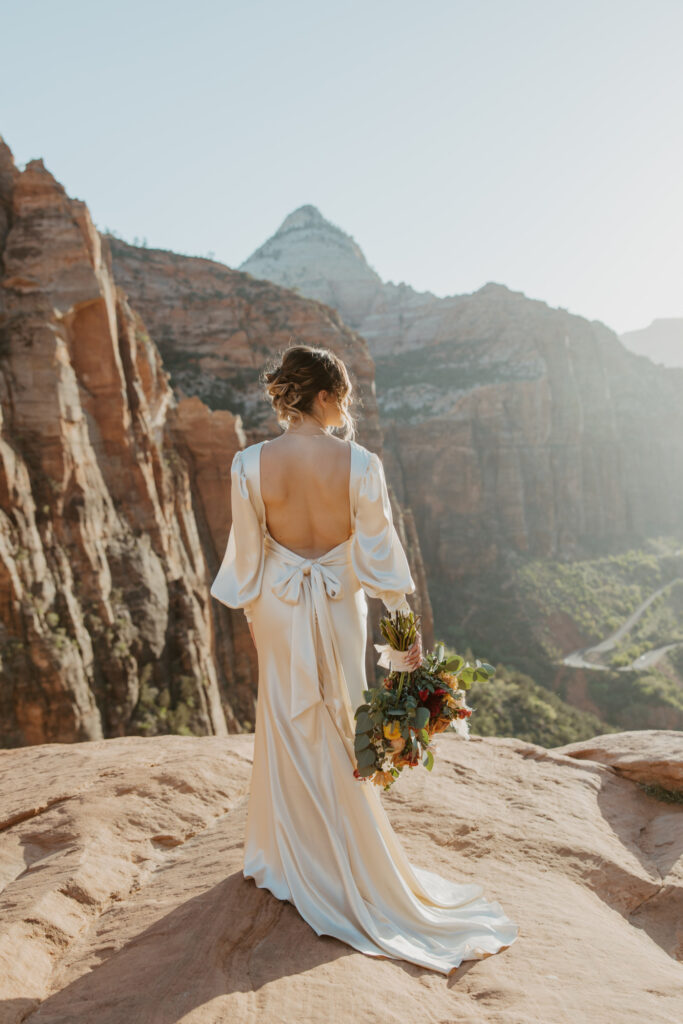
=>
[383,720,402,740]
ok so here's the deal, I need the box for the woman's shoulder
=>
[347,440,383,493]
[238,436,377,470]
[234,439,270,459]
[231,441,265,476]
[347,438,376,458]
[348,438,381,466]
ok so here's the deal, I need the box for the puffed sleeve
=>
[351,451,416,614]
[210,450,265,623]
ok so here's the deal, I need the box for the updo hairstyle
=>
[260,344,357,440]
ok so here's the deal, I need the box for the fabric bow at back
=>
[266,533,356,757]
[272,557,343,604]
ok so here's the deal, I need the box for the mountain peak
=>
[272,202,350,238]
[276,204,331,235]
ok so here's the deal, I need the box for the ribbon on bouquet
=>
[374,642,415,673]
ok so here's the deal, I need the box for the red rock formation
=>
[0,141,433,747]
[107,235,383,450]
[166,397,264,721]
[0,138,245,745]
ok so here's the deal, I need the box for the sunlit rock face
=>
[0,137,255,746]
[0,146,434,749]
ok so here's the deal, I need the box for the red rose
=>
[434,687,448,695]
[425,692,443,718]
[353,768,361,777]
[418,688,429,700]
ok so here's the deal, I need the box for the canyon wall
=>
[0,144,433,746]
[239,205,683,642]
[0,140,255,745]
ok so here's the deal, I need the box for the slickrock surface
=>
[1,731,681,1023]
[557,729,683,791]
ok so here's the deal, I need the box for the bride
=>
[211,344,519,975]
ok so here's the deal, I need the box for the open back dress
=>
[210,437,519,974]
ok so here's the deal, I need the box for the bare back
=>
[260,434,352,558]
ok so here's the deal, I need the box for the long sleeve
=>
[351,451,416,615]
[210,449,265,623]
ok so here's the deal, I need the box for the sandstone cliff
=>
[0,138,251,745]
[0,730,680,1021]
[0,141,434,748]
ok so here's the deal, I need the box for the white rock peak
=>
[274,204,339,235]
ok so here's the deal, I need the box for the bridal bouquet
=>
[352,609,495,790]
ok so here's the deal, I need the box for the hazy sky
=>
[2,0,681,335]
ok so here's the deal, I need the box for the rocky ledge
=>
[0,730,681,1023]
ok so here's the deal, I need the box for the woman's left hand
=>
[406,633,423,671]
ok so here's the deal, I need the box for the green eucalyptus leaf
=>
[424,749,434,771]
[355,711,372,731]
[414,706,430,729]
[356,747,378,768]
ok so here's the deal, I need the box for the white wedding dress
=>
[211,438,519,974]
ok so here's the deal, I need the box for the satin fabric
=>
[211,439,415,622]
[211,439,519,974]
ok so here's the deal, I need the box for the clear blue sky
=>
[2,0,681,334]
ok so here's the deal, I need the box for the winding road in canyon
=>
[562,575,683,672]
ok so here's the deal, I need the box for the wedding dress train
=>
[211,438,519,974]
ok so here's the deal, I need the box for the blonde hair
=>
[260,343,357,440]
